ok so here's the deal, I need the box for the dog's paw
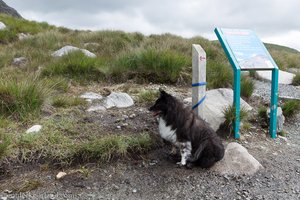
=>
[176,162,185,167]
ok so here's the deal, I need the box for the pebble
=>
[132,189,137,193]
[56,171,67,180]
[117,126,121,129]
[130,114,136,119]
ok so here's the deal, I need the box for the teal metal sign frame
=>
[214,28,278,139]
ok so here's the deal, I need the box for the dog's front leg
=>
[176,142,192,166]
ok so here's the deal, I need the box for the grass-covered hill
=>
[0,14,299,167]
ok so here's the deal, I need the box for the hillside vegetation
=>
[0,14,299,166]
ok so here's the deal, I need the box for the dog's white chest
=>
[158,117,177,143]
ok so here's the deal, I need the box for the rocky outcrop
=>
[0,0,22,18]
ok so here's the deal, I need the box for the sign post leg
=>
[233,69,241,139]
[270,68,279,138]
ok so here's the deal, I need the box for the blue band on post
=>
[192,82,207,87]
[192,95,206,110]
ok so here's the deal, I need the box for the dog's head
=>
[149,90,171,117]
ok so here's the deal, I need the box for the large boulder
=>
[255,70,295,85]
[0,0,22,18]
[184,88,252,131]
[52,45,96,58]
[211,142,263,176]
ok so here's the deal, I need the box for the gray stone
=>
[255,70,295,85]
[18,33,31,40]
[11,57,27,67]
[87,105,106,112]
[0,21,6,30]
[26,125,42,134]
[104,92,134,109]
[51,45,96,58]
[211,142,263,176]
[267,107,285,132]
[184,88,252,131]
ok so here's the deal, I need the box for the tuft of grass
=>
[15,179,43,193]
[241,76,254,99]
[75,133,153,162]
[222,104,248,133]
[111,49,188,83]
[52,96,87,108]
[207,61,233,89]
[41,51,106,82]
[137,89,160,105]
[0,28,17,43]
[292,72,300,86]
[258,106,268,120]
[0,132,11,159]
[0,78,47,120]
[282,100,300,118]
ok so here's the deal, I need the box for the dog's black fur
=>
[150,90,225,168]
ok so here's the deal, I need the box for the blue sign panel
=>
[220,28,275,70]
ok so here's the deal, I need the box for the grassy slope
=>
[0,14,299,166]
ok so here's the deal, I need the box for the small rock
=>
[26,125,42,134]
[1,197,7,200]
[117,126,121,129]
[12,57,27,67]
[18,33,31,40]
[0,21,6,30]
[52,45,96,58]
[129,114,136,119]
[56,171,67,180]
[132,189,137,193]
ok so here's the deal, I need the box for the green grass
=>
[41,51,106,82]
[207,61,233,89]
[282,100,300,118]
[258,106,268,120]
[241,76,254,99]
[0,132,11,159]
[222,105,248,133]
[0,77,47,120]
[111,48,188,83]
[52,96,87,108]
[76,133,153,162]
[292,72,300,86]
[137,89,160,105]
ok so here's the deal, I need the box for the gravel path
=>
[253,80,300,101]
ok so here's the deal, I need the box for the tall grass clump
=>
[137,89,160,105]
[222,105,248,133]
[0,132,11,159]
[112,49,188,83]
[41,51,105,82]
[207,61,233,89]
[241,76,254,99]
[0,78,46,120]
[292,73,300,86]
[282,100,300,118]
[52,96,87,108]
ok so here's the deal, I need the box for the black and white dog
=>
[149,90,224,168]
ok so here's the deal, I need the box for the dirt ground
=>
[0,87,299,200]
